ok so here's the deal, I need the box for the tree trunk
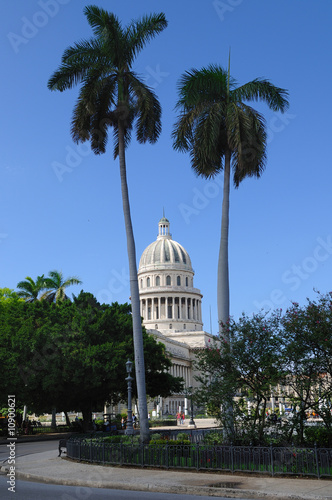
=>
[118,120,150,444]
[218,150,233,441]
[51,408,57,429]
[64,410,71,426]
[218,150,231,335]
[81,405,92,432]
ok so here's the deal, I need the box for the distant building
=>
[137,216,214,415]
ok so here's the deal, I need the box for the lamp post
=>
[187,386,196,428]
[125,359,134,435]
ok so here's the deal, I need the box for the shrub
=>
[304,426,332,447]
[177,433,189,441]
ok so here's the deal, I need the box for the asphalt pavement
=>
[1,420,331,499]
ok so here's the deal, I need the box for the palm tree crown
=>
[16,275,47,302]
[172,63,289,332]
[173,64,289,185]
[41,270,82,303]
[47,5,167,156]
[47,6,167,443]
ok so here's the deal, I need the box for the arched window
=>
[156,276,160,286]
[166,275,171,286]
[147,277,150,287]
[177,276,181,286]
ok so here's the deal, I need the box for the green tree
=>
[47,5,167,443]
[16,275,46,302]
[280,293,332,443]
[172,62,289,335]
[0,293,181,430]
[41,270,82,302]
[195,310,283,444]
[0,288,23,303]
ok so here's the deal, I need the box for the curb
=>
[1,461,330,500]
[1,467,328,500]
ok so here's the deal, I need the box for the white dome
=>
[138,218,193,273]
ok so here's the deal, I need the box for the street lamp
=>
[187,386,196,428]
[125,359,134,435]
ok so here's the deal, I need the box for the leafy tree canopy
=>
[0,292,182,424]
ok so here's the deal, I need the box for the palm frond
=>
[84,5,121,37]
[47,39,103,92]
[176,65,231,111]
[71,73,117,150]
[129,75,162,144]
[126,13,167,64]
[233,79,289,112]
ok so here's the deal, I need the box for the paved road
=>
[0,473,253,500]
[0,440,56,463]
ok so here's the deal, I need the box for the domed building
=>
[137,216,213,416]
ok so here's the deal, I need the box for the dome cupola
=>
[138,217,203,333]
[139,217,193,273]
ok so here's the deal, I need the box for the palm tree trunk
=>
[218,150,231,335]
[218,150,233,442]
[118,120,150,444]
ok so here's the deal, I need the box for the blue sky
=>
[1,0,332,333]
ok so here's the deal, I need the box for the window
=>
[168,305,172,318]
[185,277,188,287]
[148,307,151,320]
[156,276,160,286]
[140,279,143,288]
[166,275,171,286]
[169,324,172,329]
[177,276,181,286]
[147,277,150,287]
[155,324,158,329]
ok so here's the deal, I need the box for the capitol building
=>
[138,216,213,416]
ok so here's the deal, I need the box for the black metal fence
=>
[66,439,332,478]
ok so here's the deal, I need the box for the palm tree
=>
[41,270,82,303]
[47,6,167,442]
[16,275,47,302]
[172,63,289,440]
[172,62,289,335]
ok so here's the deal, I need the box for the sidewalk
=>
[1,421,331,499]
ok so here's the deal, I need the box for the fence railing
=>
[66,439,332,478]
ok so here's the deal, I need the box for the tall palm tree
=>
[41,270,82,303]
[47,6,167,442]
[172,63,289,335]
[172,63,288,440]
[16,275,46,302]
